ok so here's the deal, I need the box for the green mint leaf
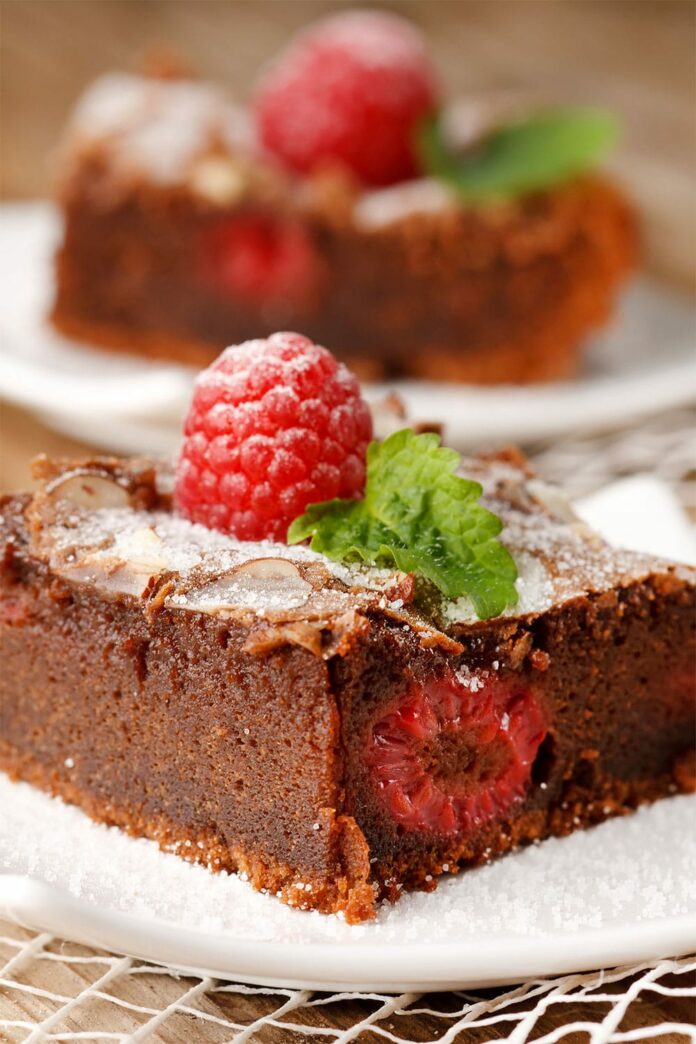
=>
[418,108,618,200]
[287,429,518,620]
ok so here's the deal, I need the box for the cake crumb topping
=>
[26,454,691,634]
[65,74,254,187]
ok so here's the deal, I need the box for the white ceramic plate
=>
[1,784,695,992]
[1,202,695,453]
[1,480,695,990]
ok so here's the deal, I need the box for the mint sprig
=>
[418,108,618,200]
[287,429,518,620]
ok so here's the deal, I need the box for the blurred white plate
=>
[1,201,695,454]
[1,478,695,989]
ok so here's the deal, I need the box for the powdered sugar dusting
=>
[442,460,689,626]
[1,775,694,943]
[65,73,254,185]
[39,504,402,614]
[34,454,693,627]
[168,562,313,614]
[69,74,154,139]
[354,178,457,229]
[55,506,347,570]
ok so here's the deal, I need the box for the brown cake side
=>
[336,578,695,902]
[1,457,693,922]
[50,74,635,383]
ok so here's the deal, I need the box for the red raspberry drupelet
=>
[367,671,547,835]
[175,333,373,542]
[254,10,439,187]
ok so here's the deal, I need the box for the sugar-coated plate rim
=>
[2,875,695,991]
[1,201,695,452]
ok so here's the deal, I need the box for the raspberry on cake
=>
[175,332,372,540]
[1,342,694,921]
[254,10,439,186]
[49,13,634,384]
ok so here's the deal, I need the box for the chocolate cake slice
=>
[1,453,693,922]
[49,14,634,384]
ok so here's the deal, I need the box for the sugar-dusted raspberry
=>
[202,214,320,304]
[175,332,372,541]
[367,670,547,836]
[254,11,439,187]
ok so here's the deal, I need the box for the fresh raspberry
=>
[367,671,547,836]
[254,11,439,186]
[175,332,372,541]
[202,214,320,304]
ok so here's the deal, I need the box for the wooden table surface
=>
[1,1,695,1039]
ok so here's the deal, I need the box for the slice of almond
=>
[115,526,168,573]
[171,557,313,615]
[233,558,305,581]
[190,156,248,205]
[45,471,131,509]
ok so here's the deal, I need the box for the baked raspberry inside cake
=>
[1,450,693,921]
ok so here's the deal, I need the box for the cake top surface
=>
[57,73,481,225]
[57,13,617,221]
[12,454,692,652]
[64,73,255,185]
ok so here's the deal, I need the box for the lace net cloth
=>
[1,409,695,1042]
[1,924,694,1043]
